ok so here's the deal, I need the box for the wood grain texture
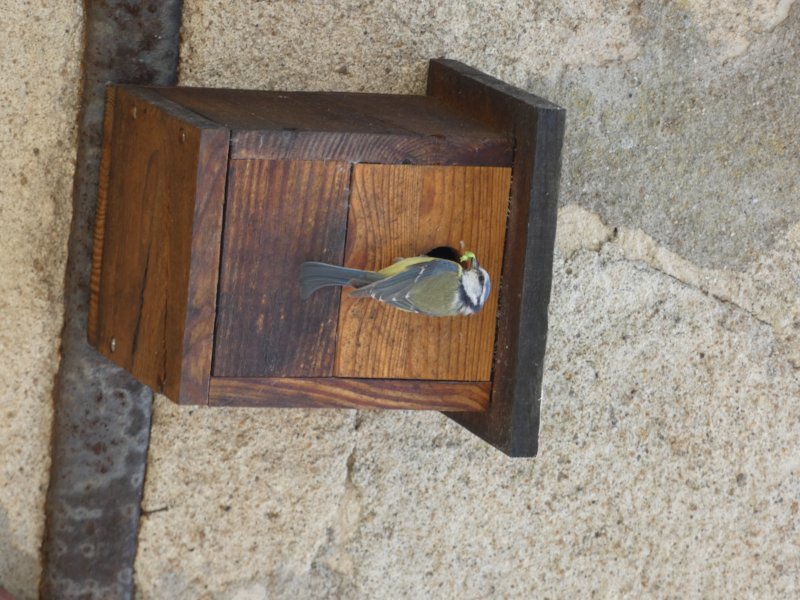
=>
[156,87,511,135]
[179,126,230,404]
[208,377,490,411]
[90,86,228,404]
[154,87,512,165]
[231,130,511,165]
[334,164,511,381]
[427,58,566,457]
[213,159,351,378]
[88,86,117,344]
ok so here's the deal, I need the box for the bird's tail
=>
[299,262,382,299]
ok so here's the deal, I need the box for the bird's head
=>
[458,252,491,315]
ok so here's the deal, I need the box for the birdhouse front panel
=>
[212,159,351,378]
[335,163,511,381]
[210,159,511,384]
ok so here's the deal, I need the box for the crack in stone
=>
[615,257,774,330]
[557,205,799,337]
[306,415,362,588]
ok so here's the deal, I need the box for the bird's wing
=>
[349,259,460,314]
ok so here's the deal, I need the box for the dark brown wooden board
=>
[335,163,510,381]
[212,159,351,378]
[155,88,509,136]
[181,125,230,405]
[88,86,229,404]
[232,130,511,166]
[427,59,566,457]
[154,87,513,165]
[208,377,490,411]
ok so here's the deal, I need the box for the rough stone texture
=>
[137,216,800,597]
[130,0,799,596]
[551,1,800,271]
[135,404,356,598]
[0,2,83,598]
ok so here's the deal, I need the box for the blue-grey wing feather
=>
[349,261,459,313]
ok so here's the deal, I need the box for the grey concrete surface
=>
[134,1,800,598]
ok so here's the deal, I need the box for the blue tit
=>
[299,251,491,317]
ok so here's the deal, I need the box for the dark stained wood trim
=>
[427,58,566,457]
[123,85,227,131]
[151,86,513,166]
[208,377,490,411]
[231,130,512,165]
[154,88,512,136]
[178,127,230,405]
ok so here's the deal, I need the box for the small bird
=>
[299,251,491,317]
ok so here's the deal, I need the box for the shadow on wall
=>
[0,508,38,600]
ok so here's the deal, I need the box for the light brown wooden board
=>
[208,377,489,411]
[334,164,511,381]
[212,159,351,377]
[89,87,229,403]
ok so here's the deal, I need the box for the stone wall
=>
[1,1,798,598]
[0,3,83,599]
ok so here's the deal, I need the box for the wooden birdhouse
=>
[87,59,565,456]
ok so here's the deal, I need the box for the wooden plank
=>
[87,86,117,344]
[155,88,511,136]
[153,87,513,165]
[427,58,566,457]
[231,130,511,165]
[334,164,511,381]
[208,377,490,411]
[90,86,228,404]
[180,126,230,405]
[213,159,351,377]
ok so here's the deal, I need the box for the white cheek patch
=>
[461,272,483,306]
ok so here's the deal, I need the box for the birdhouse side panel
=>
[89,86,228,403]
